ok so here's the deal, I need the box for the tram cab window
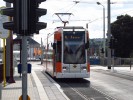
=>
[63,31,86,64]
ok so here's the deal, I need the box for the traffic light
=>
[109,38,114,49]
[101,48,104,53]
[2,0,47,36]
[1,0,20,33]
[109,39,112,49]
[109,37,118,49]
[28,0,47,35]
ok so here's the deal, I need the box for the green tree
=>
[0,6,6,15]
[111,14,133,58]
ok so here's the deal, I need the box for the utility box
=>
[17,63,32,73]
[27,64,31,73]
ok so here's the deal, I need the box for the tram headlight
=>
[81,66,87,70]
[63,66,68,70]
[81,66,87,73]
[63,66,66,70]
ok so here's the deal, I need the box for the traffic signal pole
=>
[21,0,29,100]
[21,36,28,100]
[107,0,112,69]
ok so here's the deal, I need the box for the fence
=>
[99,57,133,67]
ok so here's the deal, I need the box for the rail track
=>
[55,78,116,100]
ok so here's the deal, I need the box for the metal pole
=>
[3,39,6,87]
[21,36,28,100]
[103,6,105,58]
[111,49,114,72]
[41,38,43,64]
[107,0,112,69]
[21,0,28,99]
[46,33,50,69]
[30,44,31,61]
[96,2,106,64]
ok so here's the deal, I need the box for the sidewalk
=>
[1,72,39,100]
[1,62,69,100]
[91,65,133,76]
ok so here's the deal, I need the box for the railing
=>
[99,57,133,67]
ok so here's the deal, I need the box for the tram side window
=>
[56,41,61,62]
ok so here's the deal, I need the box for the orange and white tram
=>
[45,26,90,78]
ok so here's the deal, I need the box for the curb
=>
[32,71,49,100]
[43,71,70,100]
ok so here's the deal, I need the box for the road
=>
[55,67,133,100]
[30,61,133,100]
[88,68,133,100]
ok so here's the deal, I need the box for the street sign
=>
[0,31,9,39]
[0,14,9,39]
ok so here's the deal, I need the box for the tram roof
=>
[56,26,84,29]
[56,26,86,32]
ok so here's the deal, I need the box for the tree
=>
[111,14,133,58]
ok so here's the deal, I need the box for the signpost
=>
[0,14,10,87]
[20,0,29,99]
[0,14,10,100]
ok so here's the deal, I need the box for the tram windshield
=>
[63,31,86,64]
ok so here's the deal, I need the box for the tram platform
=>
[1,61,69,100]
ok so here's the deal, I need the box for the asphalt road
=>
[88,69,133,100]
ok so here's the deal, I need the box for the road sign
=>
[0,15,9,39]
[0,31,9,39]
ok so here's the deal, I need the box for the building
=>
[13,36,41,60]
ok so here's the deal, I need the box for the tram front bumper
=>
[55,72,90,78]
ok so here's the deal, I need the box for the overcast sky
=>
[0,0,133,45]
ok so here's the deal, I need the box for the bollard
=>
[17,64,22,77]
[27,64,31,73]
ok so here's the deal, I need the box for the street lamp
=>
[96,2,106,58]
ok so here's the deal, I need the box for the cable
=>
[87,9,133,24]
[66,2,78,13]
[56,3,75,13]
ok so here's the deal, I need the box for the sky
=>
[0,0,133,45]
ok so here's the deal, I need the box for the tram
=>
[45,26,90,78]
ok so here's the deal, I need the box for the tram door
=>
[54,41,62,72]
